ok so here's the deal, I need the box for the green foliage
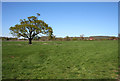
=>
[72,37,77,41]
[9,13,53,44]
[2,40,118,79]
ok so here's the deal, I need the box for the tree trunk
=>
[29,38,32,44]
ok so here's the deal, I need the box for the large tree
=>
[10,13,53,44]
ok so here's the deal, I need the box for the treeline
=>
[52,36,119,41]
[1,36,119,41]
[1,37,18,41]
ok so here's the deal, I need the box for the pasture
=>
[2,40,118,79]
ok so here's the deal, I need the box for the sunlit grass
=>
[2,40,118,79]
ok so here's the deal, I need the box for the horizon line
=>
[0,35,119,38]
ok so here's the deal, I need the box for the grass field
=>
[2,40,118,79]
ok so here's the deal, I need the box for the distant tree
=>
[65,36,70,41]
[80,34,84,40]
[10,13,53,44]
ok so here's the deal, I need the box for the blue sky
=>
[2,2,118,37]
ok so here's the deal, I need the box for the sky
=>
[1,0,120,2]
[2,2,118,37]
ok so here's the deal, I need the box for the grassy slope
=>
[2,40,118,79]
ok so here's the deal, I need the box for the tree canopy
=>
[10,13,53,44]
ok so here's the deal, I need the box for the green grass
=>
[2,40,118,79]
